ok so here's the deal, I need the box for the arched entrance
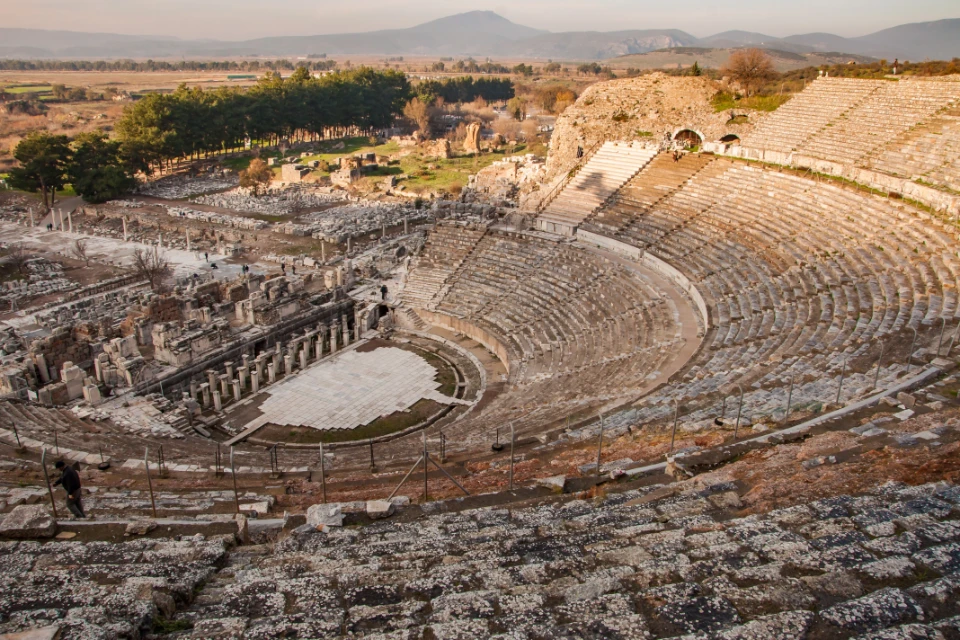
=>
[720,134,741,145]
[673,129,704,148]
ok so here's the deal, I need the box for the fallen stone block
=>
[0,625,61,640]
[306,503,343,528]
[125,520,158,536]
[366,500,396,520]
[536,476,568,491]
[0,505,57,539]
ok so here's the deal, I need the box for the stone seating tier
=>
[134,480,960,639]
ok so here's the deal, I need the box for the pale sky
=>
[5,0,957,40]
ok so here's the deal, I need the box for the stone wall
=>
[545,73,761,182]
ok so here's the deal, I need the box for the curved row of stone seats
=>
[400,222,488,309]
[795,78,960,167]
[585,153,717,236]
[433,231,677,388]
[0,536,228,639]
[744,77,888,154]
[866,107,960,193]
[538,142,657,233]
[599,158,957,401]
[157,480,960,639]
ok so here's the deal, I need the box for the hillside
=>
[609,48,877,72]
[0,13,957,61]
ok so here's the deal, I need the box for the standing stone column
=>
[213,390,222,411]
[268,362,276,384]
[225,361,235,379]
[299,347,308,371]
[67,210,72,233]
[330,324,338,354]
[206,369,217,391]
[315,332,324,359]
[190,379,199,401]
[201,383,211,408]
[251,371,260,394]
[272,349,281,375]
[232,380,242,402]
[255,356,265,381]
[219,375,230,398]
[404,217,409,234]
[342,316,351,346]
[123,217,129,242]
[284,355,293,375]
[238,366,248,391]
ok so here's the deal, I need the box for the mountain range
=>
[1,11,958,62]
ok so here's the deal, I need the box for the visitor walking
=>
[53,461,86,519]
[381,284,388,300]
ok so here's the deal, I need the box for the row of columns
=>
[186,316,357,412]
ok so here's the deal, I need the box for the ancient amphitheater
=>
[1,74,960,639]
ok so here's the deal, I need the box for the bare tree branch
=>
[132,247,172,292]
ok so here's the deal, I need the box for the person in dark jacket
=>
[53,461,86,518]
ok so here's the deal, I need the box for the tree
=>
[72,239,91,266]
[8,132,71,210]
[403,97,431,137]
[132,248,172,292]
[68,132,137,203]
[3,243,29,276]
[722,48,776,96]
[506,96,528,121]
[691,61,702,77]
[239,158,273,196]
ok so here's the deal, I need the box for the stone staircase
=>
[537,142,658,236]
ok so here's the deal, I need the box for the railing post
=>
[937,317,948,356]
[874,341,886,389]
[907,327,918,372]
[319,441,327,504]
[144,447,158,519]
[509,422,516,491]
[41,449,58,520]
[230,446,240,515]
[595,415,604,478]
[422,431,428,503]
[783,377,793,424]
[734,384,744,440]
[669,399,679,453]
[835,358,847,405]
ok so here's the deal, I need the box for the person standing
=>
[53,461,86,519]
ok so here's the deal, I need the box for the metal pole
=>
[783,377,793,424]
[874,341,885,389]
[422,430,428,503]
[54,428,59,457]
[144,448,157,518]
[13,424,21,449]
[369,440,375,470]
[947,320,960,357]
[907,327,918,372]
[387,455,424,501]
[595,415,604,478]
[509,422,516,491]
[230,447,240,515]
[319,441,327,504]
[428,457,470,496]
[734,384,744,440]
[670,399,679,453]
[835,358,846,405]
[720,397,727,423]
[41,449,58,520]
[938,317,948,356]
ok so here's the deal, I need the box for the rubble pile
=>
[301,202,425,243]
[0,257,79,310]
[111,201,269,231]
[137,171,239,199]
[193,186,346,216]
[467,154,547,207]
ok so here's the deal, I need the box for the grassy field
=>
[3,84,54,94]
[712,91,792,113]
[224,136,543,195]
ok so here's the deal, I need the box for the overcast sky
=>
[5,0,957,40]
